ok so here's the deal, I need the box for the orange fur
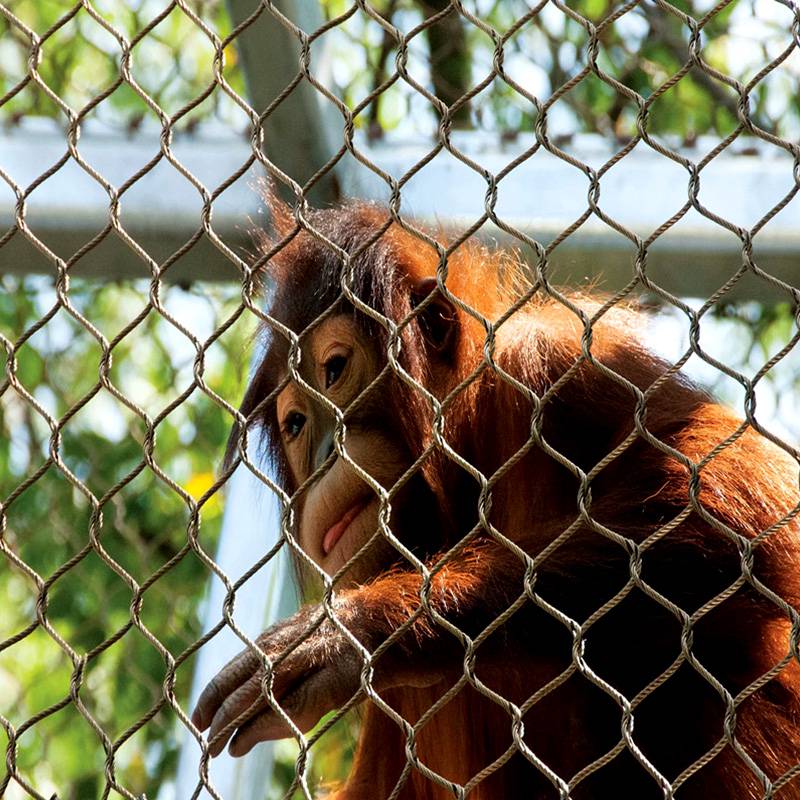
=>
[247,201,800,798]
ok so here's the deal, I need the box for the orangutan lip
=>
[322,500,369,556]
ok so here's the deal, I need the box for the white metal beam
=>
[1,122,798,302]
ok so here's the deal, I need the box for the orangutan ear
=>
[411,278,459,359]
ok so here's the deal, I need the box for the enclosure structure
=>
[1,1,799,799]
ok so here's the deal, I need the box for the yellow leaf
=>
[185,472,222,517]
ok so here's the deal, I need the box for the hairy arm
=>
[191,538,530,757]
[192,497,736,758]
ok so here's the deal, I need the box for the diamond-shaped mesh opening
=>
[1,1,799,799]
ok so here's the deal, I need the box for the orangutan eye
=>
[282,411,306,440]
[324,354,348,389]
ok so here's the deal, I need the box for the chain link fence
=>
[327,0,800,140]
[0,0,246,134]
[1,1,799,799]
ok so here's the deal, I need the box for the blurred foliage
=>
[0,276,255,798]
[0,0,247,133]
[321,0,799,141]
[0,0,797,139]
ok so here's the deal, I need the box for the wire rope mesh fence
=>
[0,1,799,799]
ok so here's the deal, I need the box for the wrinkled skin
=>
[192,605,361,756]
